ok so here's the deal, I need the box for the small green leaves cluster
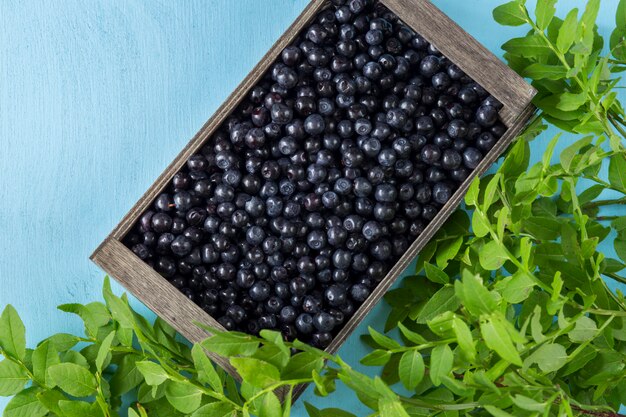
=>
[493,0,626,150]
[0,278,247,417]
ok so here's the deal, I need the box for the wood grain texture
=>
[92,0,536,402]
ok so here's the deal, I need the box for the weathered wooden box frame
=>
[92,0,536,394]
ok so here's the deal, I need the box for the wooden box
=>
[92,0,535,390]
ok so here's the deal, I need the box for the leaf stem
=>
[604,272,626,286]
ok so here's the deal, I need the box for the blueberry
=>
[477,132,496,151]
[295,313,314,334]
[151,213,173,233]
[271,103,293,124]
[332,249,352,270]
[363,62,383,80]
[327,226,348,246]
[249,281,271,301]
[313,312,336,332]
[420,55,440,77]
[377,148,397,167]
[447,119,468,139]
[304,114,326,135]
[463,147,483,169]
[311,332,332,348]
[280,306,297,323]
[350,284,370,302]
[307,164,328,184]
[226,305,246,324]
[421,144,441,164]
[476,105,499,127]
[325,284,347,307]
[441,149,462,170]
[171,235,192,257]
[374,183,397,203]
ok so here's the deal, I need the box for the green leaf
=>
[485,405,516,417]
[368,327,401,350]
[45,333,80,352]
[201,332,259,357]
[557,8,579,52]
[191,402,235,417]
[499,273,535,304]
[609,154,626,191]
[511,394,548,412]
[3,387,47,417]
[230,357,279,388]
[493,1,527,26]
[58,302,110,336]
[560,136,593,172]
[282,352,324,380]
[398,350,424,390]
[429,344,453,386]
[435,236,464,269]
[191,344,222,393]
[312,369,335,397]
[618,0,626,29]
[524,343,568,372]
[257,391,281,417]
[48,363,97,397]
[36,389,67,416]
[95,331,115,372]
[61,350,89,368]
[397,323,427,345]
[482,173,501,212]
[304,402,322,417]
[58,400,102,417]
[164,380,203,414]
[109,354,143,397]
[102,277,135,329]
[360,349,391,366]
[481,316,522,366]
[562,345,597,376]
[568,316,598,342]
[452,317,476,362]
[454,272,497,317]
[556,92,587,111]
[472,210,491,238]
[535,0,557,29]
[379,397,410,417]
[31,341,59,387]
[465,177,480,206]
[414,286,460,324]
[0,305,26,361]
[136,361,169,386]
[254,344,289,371]
[479,240,509,270]
[0,360,28,396]
[522,63,566,80]
[502,35,552,58]
[581,0,600,30]
[424,263,449,284]
[616,238,626,264]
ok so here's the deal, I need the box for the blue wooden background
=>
[0,0,623,415]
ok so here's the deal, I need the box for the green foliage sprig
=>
[2,0,626,416]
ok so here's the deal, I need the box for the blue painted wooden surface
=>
[0,0,623,414]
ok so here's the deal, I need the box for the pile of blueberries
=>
[125,0,506,348]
